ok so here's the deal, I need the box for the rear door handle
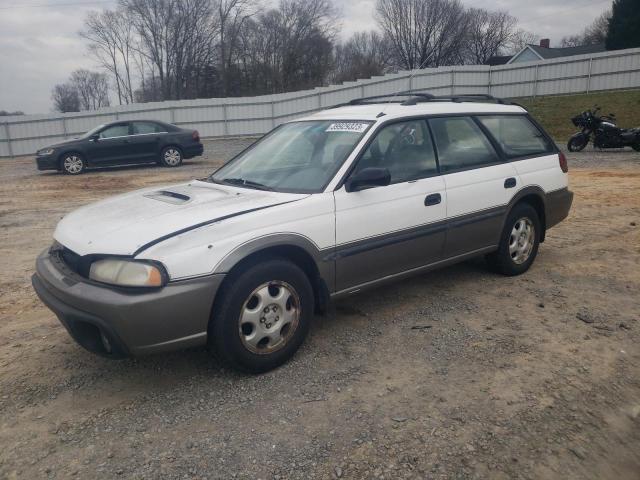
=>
[425,193,442,206]
[504,177,516,189]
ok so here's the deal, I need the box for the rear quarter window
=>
[478,115,554,159]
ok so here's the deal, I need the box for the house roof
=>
[507,43,607,64]
[527,43,607,59]
[485,55,512,66]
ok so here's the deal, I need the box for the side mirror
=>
[89,134,99,142]
[345,167,391,192]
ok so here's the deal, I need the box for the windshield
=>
[81,124,106,139]
[210,120,373,193]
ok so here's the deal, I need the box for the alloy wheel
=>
[163,148,181,166]
[63,155,83,174]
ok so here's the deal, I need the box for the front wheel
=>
[208,258,314,373]
[567,134,588,152]
[486,203,541,276]
[60,153,85,175]
[160,146,183,167]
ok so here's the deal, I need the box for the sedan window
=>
[99,124,130,139]
[133,122,162,135]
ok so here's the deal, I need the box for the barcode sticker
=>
[326,122,369,133]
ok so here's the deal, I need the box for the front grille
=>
[51,243,91,278]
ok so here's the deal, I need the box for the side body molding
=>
[213,233,335,292]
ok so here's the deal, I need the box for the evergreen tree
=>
[606,0,640,50]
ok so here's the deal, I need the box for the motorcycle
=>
[568,106,640,152]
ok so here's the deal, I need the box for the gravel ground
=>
[0,139,639,480]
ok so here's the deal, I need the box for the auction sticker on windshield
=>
[326,122,369,133]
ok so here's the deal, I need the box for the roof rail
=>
[327,90,526,110]
[327,91,435,109]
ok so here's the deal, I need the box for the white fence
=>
[2,47,640,157]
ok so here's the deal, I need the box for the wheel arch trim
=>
[213,233,335,304]
[504,185,548,241]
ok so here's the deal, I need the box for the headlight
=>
[89,259,166,287]
[37,148,55,156]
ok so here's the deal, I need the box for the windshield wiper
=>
[221,177,273,191]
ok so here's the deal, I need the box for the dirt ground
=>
[0,140,639,480]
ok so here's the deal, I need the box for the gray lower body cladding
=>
[545,188,574,229]
[32,249,223,357]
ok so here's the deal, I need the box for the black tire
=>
[160,146,183,167]
[208,258,314,373]
[60,153,86,175]
[632,143,640,152]
[486,203,541,276]
[567,135,588,152]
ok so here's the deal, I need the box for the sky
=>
[0,0,613,115]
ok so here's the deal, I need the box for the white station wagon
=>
[33,93,573,372]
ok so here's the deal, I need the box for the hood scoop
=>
[144,190,192,205]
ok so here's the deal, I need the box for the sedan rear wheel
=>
[160,147,182,167]
[61,154,85,175]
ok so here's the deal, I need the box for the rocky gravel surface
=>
[0,140,639,479]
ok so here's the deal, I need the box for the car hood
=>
[54,180,306,256]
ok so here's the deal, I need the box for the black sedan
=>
[35,120,204,174]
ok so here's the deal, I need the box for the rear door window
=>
[428,117,500,173]
[132,122,163,135]
[477,115,553,159]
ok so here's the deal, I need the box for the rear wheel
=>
[160,146,182,167]
[486,203,541,276]
[567,135,588,152]
[208,258,314,373]
[60,153,85,175]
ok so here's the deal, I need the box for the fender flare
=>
[214,233,335,292]
[502,186,548,242]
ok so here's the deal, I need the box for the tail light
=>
[559,152,568,173]
[192,130,200,142]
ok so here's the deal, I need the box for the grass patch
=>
[515,89,640,142]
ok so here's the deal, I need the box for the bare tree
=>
[376,0,469,69]
[561,9,611,47]
[70,70,110,110]
[236,0,337,94]
[118,0,217,100]
[464,8,517,64]
[333,31,394,83]
[507,30,540,55]
[81,8,135,104]
[51,84,80,113]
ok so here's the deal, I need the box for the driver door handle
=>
[425,193,442,206]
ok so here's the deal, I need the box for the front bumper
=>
[36,154,59,171]
[32,249,224,357]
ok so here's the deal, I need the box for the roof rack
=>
[327,90,526,110]
[327,92,435,109]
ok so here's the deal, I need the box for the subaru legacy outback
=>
[32,93,573,373]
